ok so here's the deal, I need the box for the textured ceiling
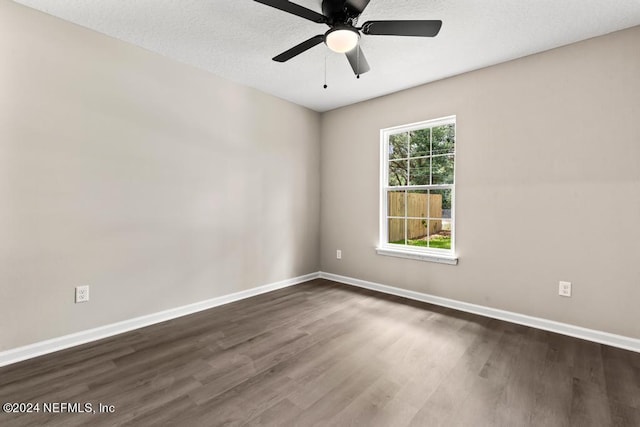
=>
[13,0,640,112]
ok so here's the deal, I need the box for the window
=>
[377,116,457,264]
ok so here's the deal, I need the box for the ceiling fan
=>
[253,0,442,77]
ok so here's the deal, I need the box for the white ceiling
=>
[13,0,640,112]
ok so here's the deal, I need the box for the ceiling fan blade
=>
[254,0,327,24]
[273,35,325,62]
[345,0,371,14]
[361,20,442,37]
[345,45,370,75]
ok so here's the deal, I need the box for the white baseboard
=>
[319,272,640,353]
[0,272,320,367]
[3,270,637,367]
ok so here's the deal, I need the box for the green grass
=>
[391,236,451,250]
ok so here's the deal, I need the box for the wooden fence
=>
[388,192,442,242]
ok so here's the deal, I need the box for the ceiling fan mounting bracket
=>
[321,0,362,26]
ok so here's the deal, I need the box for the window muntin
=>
[380,117,456,256]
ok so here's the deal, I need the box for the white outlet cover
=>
[559,281,571,297]
[75,285,90,303]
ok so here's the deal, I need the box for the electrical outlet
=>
[336,249,342,260]
[558,281,571,297]
[75,285,90,303]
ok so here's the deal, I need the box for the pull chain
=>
[355,16,361,79]
[323,55,328,89]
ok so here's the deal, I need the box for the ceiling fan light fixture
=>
[325,27,359,53]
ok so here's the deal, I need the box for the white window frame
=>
[377,115,458,265]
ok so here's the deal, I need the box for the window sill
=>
[376,247,458,265]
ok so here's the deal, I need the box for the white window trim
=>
[377,115,458,264]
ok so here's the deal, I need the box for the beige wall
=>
[1,1,638,353]
[0,1,320,351]
[320,26,640,338]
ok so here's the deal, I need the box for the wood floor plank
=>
[289,361,385,426]
[243,398,301,426]
[602,346,640,409]
[570,377,613,426]
[326,375,403,426]
[407,318,506,427]
[1,278,638,426]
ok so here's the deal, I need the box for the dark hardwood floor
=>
[1,279,639,426]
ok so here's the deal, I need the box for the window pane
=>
[409,128,430,158]
[408,158,430,186]
[432,124,455,155]
[407,219,430,246]
[388,160,407,186]
[388,218,405,245]
[389,133,408,159]
[406,190,429,218]
[427,219,451,249]
[387,191,405,217]
[429,189,453,219]
[432,155,454,184]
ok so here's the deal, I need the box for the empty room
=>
[1,0,639,425]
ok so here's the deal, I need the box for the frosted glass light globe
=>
[325,28,359,53]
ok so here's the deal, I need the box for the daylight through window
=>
[379,116,456,260]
